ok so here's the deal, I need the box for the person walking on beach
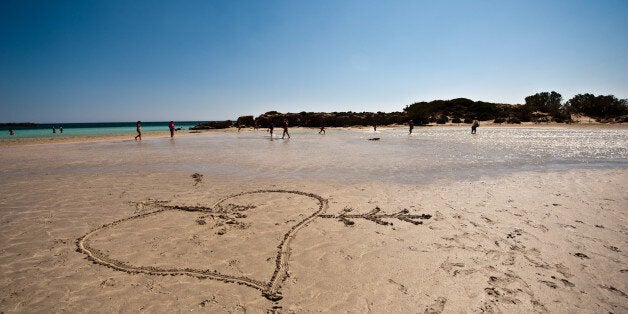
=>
[319,125,326,134]
[373,123,377,132]
[408,120,414,134]
[268,122,274,137]
[471,119,479,134]
[169,121,175,138]
[282,120,290,139]
[135,121,142,140]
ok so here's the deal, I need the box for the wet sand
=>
[2,122,626,147]
[0,128,626,312]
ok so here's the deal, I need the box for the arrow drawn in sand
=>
[319,207,432,226]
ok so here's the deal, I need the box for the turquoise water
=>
[0,121,205,139]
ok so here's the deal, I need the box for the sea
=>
[1,126,626,184]
[0,121,205,139]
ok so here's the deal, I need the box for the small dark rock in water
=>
[190,120,234,130]
[368,137,381,141]
[574,252,589,259]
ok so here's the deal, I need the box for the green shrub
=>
[507,117,521,124]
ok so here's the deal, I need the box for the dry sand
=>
[0,130,626,313]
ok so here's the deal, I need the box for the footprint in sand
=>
[387,279,408,295]
[605,245,621,252]
[424,297,447,314]
[540,280,558,289]
[555,263,573,278]
[599,285,628,298]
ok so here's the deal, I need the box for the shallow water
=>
[0,127,626,184]
[0,121,201,139]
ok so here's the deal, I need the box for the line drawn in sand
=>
[76,190,431,301]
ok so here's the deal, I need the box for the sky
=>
[1,0,627,123]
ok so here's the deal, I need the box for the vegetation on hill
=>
[401,92,626,125]
[564,94,627,121]
[232,91,627,128]
[248,111,408,128]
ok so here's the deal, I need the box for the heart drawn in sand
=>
[76,190,328,301]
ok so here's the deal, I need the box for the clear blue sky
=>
[1,0,627,123]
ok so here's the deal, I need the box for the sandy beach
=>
[0,126,626,313]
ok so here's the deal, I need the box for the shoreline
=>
[0,129,230,147]
[1,122,626,147]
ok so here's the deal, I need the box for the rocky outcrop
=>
[236,116,255,127]
[190,120,234,130]
[0,122,38,126]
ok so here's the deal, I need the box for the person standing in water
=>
[135,121,142,140]
[9,129,14,135]
[282,120,290,139]
[408,120,414,134]
[169,121,175,138]
[52,126,56,133]
[60,126,63,133]
[471,119,479,134]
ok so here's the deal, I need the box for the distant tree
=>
[524,91,562,115]
[565,94,628,119]
[565,93,595,115]
[547,91,563,116]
